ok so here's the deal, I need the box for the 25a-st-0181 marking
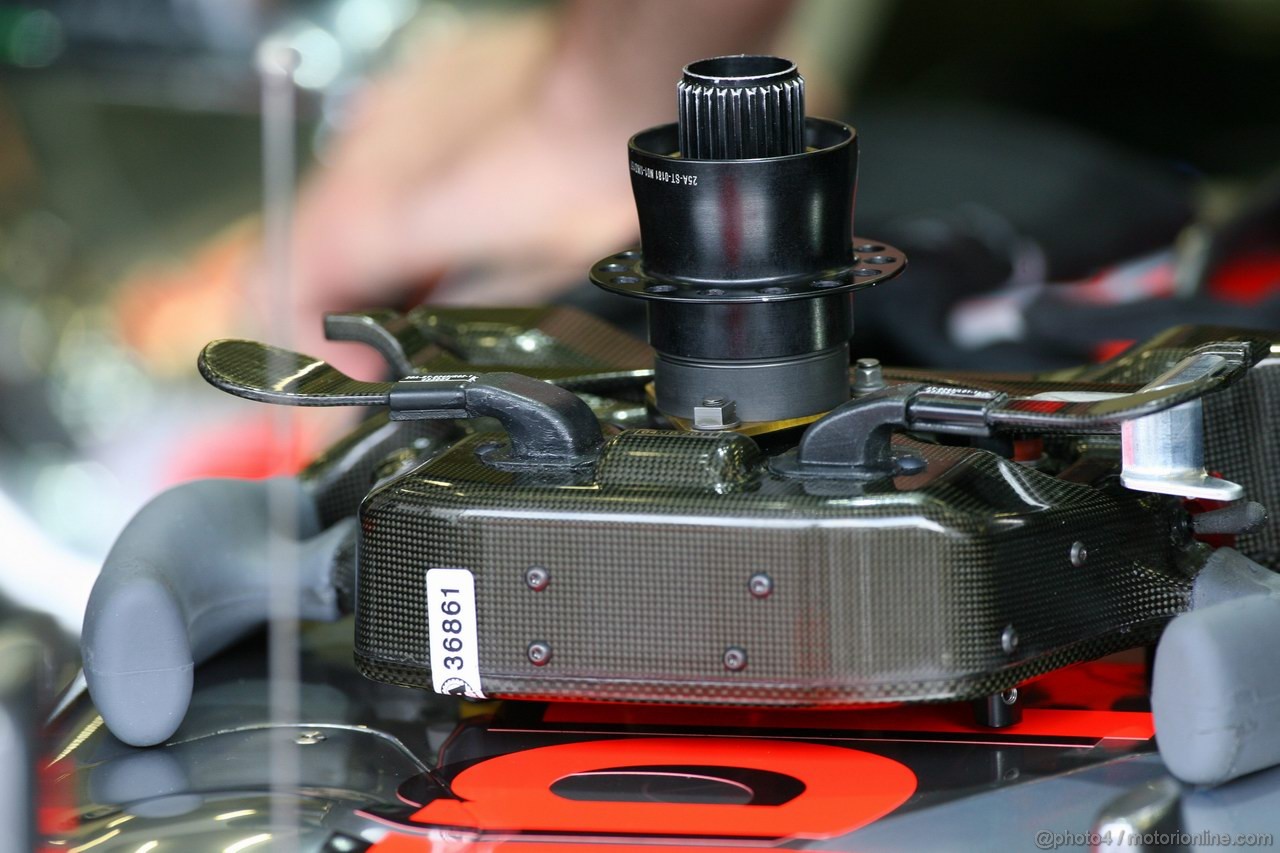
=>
[426,568,486,699]
[630,160,698,186]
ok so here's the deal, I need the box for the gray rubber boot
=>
[81,477,351,747]
[1152,548,1280,786]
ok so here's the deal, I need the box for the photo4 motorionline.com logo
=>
[1035,830,1274,849]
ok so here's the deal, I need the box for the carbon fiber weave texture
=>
[356,430,1190,704]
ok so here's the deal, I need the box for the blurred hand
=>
[291,9,642,366]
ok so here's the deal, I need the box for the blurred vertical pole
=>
[257,39,302,853]
[0,629,42,853]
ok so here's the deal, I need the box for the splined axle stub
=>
[589,54,907,422]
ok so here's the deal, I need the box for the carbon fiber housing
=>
[1206,364,1280,565]
[355,429,1194,705]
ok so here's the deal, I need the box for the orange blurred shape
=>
[113,220,258,375]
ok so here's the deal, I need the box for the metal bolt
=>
[748,573,773,599]
[693,397,741,430]
[1001,625,1019,655]
[853,358,886,393]
[527,641,552,666]
[525,566,550,592]
[294,730,327,745]
[1001,688,1019,705]
[723,646,748,671]
[1070,541,1088,568]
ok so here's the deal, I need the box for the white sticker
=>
[426,568,486,699]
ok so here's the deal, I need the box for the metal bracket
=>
[323,309,452,377]
[773,340,1254,485]
[389,372,604,464]
[770,384,927,480]
[1119,351,1245,500]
